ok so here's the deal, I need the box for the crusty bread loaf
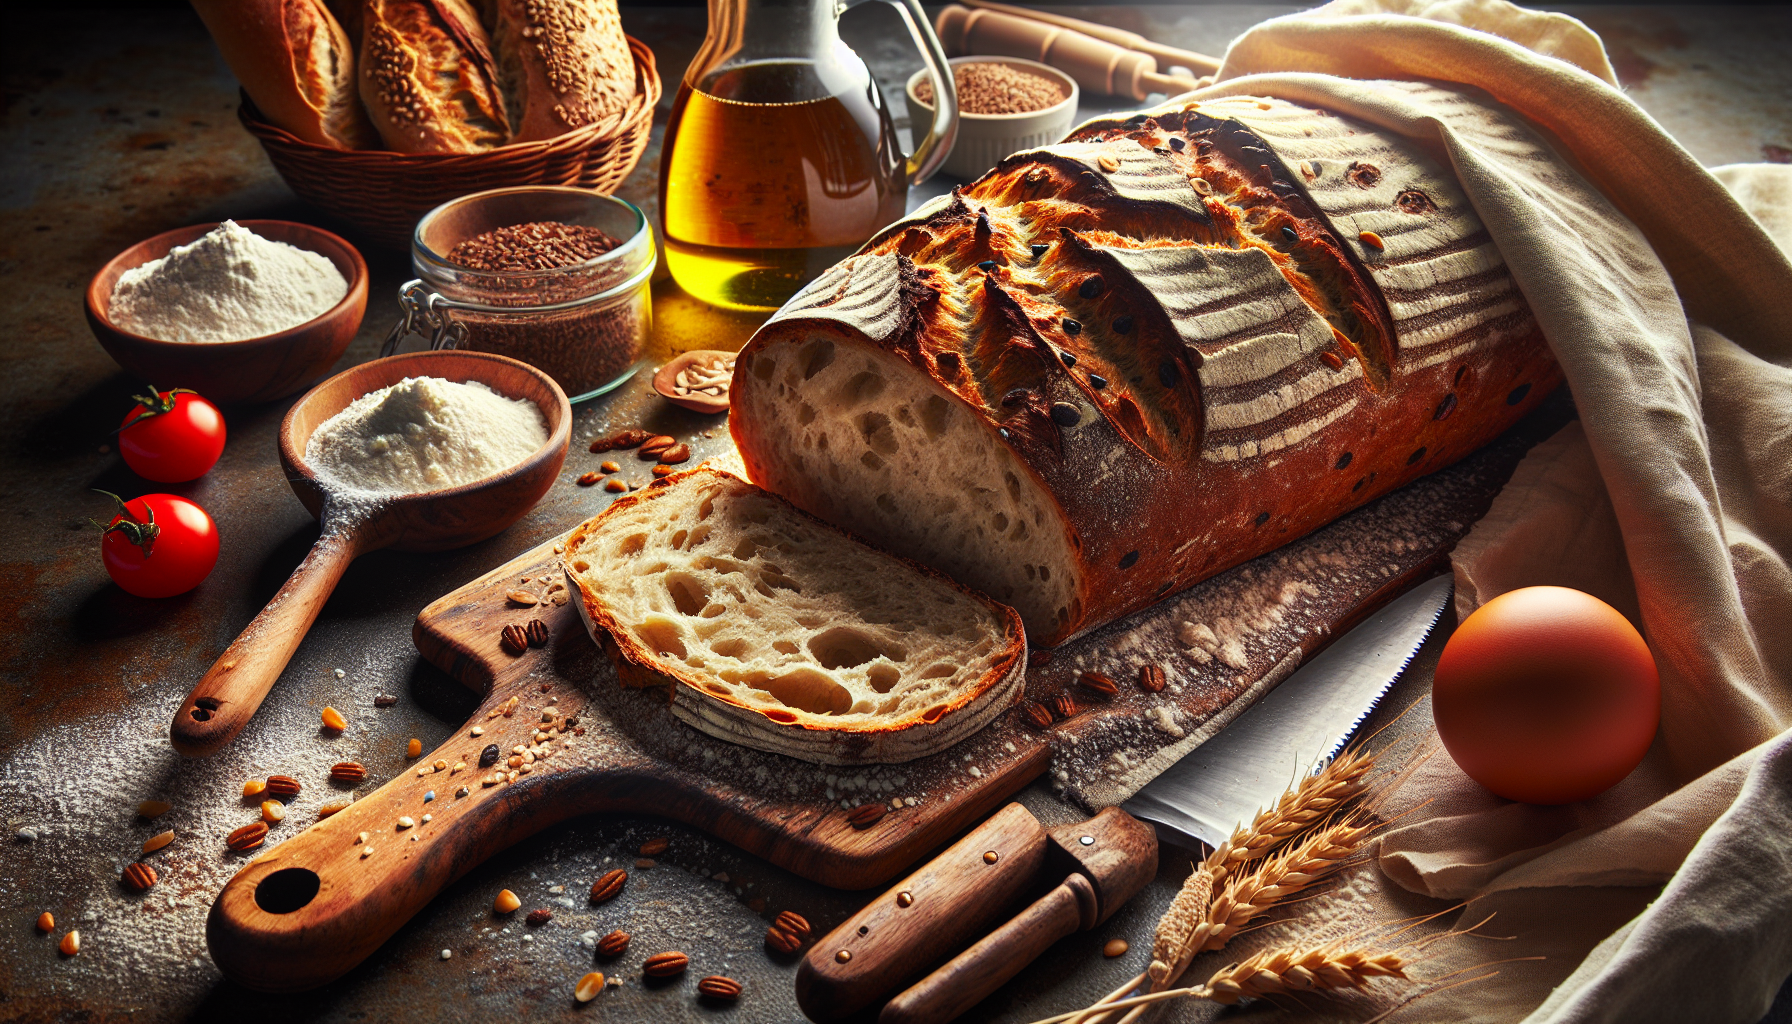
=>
[359,0,510,152]
[564,468,1027,765]
[489,0,636,142]
[191,0,378,149]
[731,90,1562,648]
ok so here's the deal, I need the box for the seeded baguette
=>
[563,468,1027,765]
[489,0,636,142]
[190,0,378,150]
[731,87,1562,646]
[359,0,510,153]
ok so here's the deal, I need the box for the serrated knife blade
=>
[1121,574,1453,849]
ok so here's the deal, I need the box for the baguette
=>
[563,468,1027,765]
[190,0,377,149]
[359,0,510,152]
[731,89,1562,647]
[489,0,636,142]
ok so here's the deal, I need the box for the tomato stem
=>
[120,385,200,430]
[90,489,159,557]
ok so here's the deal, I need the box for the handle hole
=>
[189,708,212,722]
[255,868,321,914]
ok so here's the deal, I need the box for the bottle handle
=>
[882,0,958,186]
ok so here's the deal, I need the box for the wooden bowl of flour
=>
[85,220,368,404]
[170,349,571,758]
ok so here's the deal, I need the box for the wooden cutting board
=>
[202,406,1561,993]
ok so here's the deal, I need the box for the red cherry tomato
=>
[118,387,226,482]
[94,491,220,598]
[1433,586,1659,805]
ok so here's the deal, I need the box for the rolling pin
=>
[961,0,1222,77]
[935,4,1198,100]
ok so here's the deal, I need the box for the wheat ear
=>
[1192,941,1409,1004]
[1201,746,1376,886]
[1200,814,1372,953]
[1146,863,1214,989]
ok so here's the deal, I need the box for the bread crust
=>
[359,0,511,153]
[563,468,1030,765]
[191,0,377,149]
[490,0,637,142]
[733,89,1563,647]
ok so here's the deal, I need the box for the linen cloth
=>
[1181,3,1792,1020]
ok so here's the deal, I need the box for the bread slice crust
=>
[564,468,1028,765]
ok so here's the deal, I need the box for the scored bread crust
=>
[359,0,511,153]
[191,0,378,150]
[490,0,637,142]
[563,468,1029,765]
[731,87,1563,647]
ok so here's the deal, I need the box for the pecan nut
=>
[638,838,668,857]
[1050,694,1079,720]
[500,623,529,656]
[265,775,301,797]
[330,761,367,783]
[847,803,887,829]
[1139,664,1167,693]
[121,863,157,891]
[596,929,630,957]
[642,951,689,977]
[765,925,802,955]
[773,911,811,940]
[589,868,627,904]
[697,975,742,1001]
[1021,701,1055,730]
[227,822,269,851]
[1077,672,1118,697]
[526,908,552,925]
[525,619,550,647]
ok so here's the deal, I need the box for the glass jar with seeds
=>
[388,187,655,402]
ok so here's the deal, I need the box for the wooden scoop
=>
[169,350,571,758]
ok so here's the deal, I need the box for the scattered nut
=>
[226,822,269,852]
[407,738,423,758]
[525,619,550,647]
[576,471,601,486]
[242,779,266,798]
[773,911,812,940]
[318,799,352,817]
[142,830,175,854]
[1104,938,1130,957]
[501,623,529,655]
[697,976,742,1001]
[331,761,368,783]
[1077,672,1118,697]
[494,888,522,914]
[122,863,157,892]
[642,951,689,977]
[575,971,605,1002]
[261,801,286,824]
[265,775,301,797]
[765,925,803,955]
[506,590,540,606]
[526,908,552,925]
[657,443,690,465]
[639,838,669,857]
[1139,665,1167,693]
[321,706,348,731]
[604,478,627,493]
[847,803,887,829]
[589,868,627,904]
[600,461,620,473]
[59,930,80,956]
[596,929,630,957]
[36,911,53,932]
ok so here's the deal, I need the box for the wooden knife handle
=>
[795,802,1049,1023]
[880,872,1097,1024]
[171,527,368,757]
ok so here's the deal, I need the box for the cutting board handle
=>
[172,526,372,757]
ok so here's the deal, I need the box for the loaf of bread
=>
[190,0,378,149]
[564,468,1027,764]
[359,0,511,152]
[731,92,1562,648]
[489,0,636,142]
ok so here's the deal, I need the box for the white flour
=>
[108,220,348,343]
[307,376,549,495]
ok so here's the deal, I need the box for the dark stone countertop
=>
[0,5,1787,1023]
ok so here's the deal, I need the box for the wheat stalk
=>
[1193,941,1409,1004]
[1200,814,1372,952]
[1201,746,1376,886]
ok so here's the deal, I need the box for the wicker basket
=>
[240,36,661,251]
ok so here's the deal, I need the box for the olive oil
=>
[659,60,907,311]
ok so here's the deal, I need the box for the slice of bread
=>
[563,468,1028,765]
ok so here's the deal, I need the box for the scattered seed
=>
[321,706,347,731]
[597,929,630,957]
[527,908,552,925]
[440,949,452,960]
[1139,665,1167,693]
[697,976,742,1001]
[356,831,368,844]
[266,775,300,797]
[589,428,651,453]
[362,846,374,858]
[638,435,677,459]
[456,786,469,798]
[227,822,269,852]
[122,863,157,891]
[506,590,540,607]
[261,801,286,824]
[642,951,689,977]
[1098,153,1120,173]
[604,478,627,493]
[590,868,628,903]
[318,800,352,817]
[242,779,266,798]
[479,744,501,768]
[397,817,415,830]
[575,971,606,1002]
[137,800,172,819]
[407,738,423,758]
[600,460,620,473]
[658,443,690,465]
[1104,938,1129,957]
[848,803,887,829]
[576,471,601,486]
[1078,672,1118,697]
[470,726,484,737]
[424,791,436,803]
[59,931,80,956]
[1359,229,1385,249]
[374,692,399,707]
[639,838,669,857]
[635,858,656,869]
[37,911,53,932]
[433,759,448,771]
[651,464,672,477]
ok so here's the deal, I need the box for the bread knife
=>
[1122,574,1453,849]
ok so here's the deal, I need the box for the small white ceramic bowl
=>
[907,56,1079,182]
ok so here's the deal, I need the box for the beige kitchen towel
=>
[1186,2,1792,1021]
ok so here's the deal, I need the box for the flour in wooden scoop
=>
[307,376,548,496]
